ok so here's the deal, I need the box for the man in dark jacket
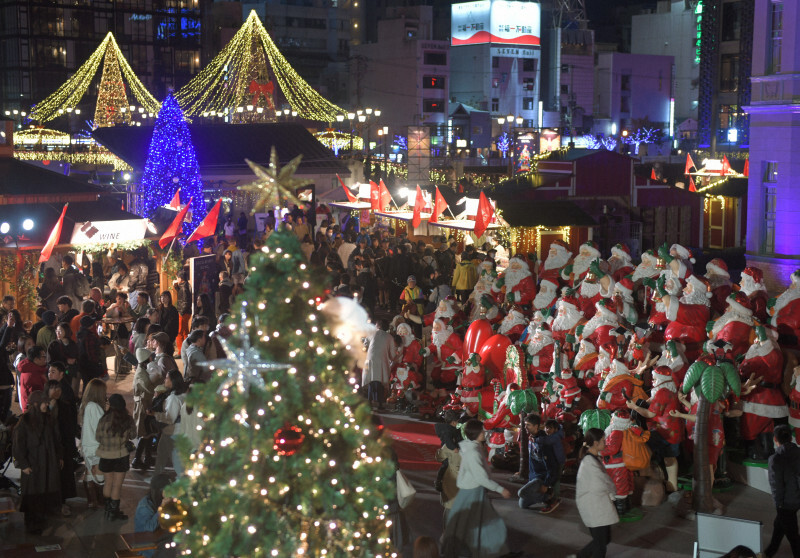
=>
[766,424,800,557]
[173,271,192,351]
[388,245,414,313]
[518,414,563,513]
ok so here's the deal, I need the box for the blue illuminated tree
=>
[140,93,206,231]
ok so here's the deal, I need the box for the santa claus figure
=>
[789,367,800,444]
[709,292,757,359]
[554,368,582,421]
[495,255,536,307]
[622,329,650,367]
[597,356,647,412]
[562,241,603,287]
[646,272,682,350]
[608,243,635,283]
[663,274,712,362]
[573,337,598,380]
[655,340,690,386]
[627,366,683,492]
[390,364,423,406]
[739,326,789,459]
[498,306,528,342]
[422,318,464,390]
[670,243,695,269]
[394,322,424,374]
[705,258,732,318]
[427,298,465,332]
[632,249,661,285]
[579,299,620,349]
[770,269,800,345]
[538,239,572,286]
[483,383,521,459]
[477,258,497,287]
[533,278,559,314]
[612,277,638,325]
[466,281,501,324]
[524,323,555,380]
[457,353,489,417]
[551,295,584,346]
[739,266,769,324]
[602,409,635,515]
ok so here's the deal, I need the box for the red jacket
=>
[18,358,48,412]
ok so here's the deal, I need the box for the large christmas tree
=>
[166,230,396,557]
[140,94,206,231]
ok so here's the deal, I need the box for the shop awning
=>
[373,211,432,222]
[328,201,372,211]
[496,199,596,228]
[428,219,502,232]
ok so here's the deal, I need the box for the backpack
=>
[621,426,652,471]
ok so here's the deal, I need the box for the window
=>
[763,161,778,254]
[721,2,741,41]
[424,51,446,66]
[764,161,778,183]
[620,96,630,113]
[523,77,535,91]
[718,104,740,129]
[720,54,739,91]
[491,97,499,112]
[423,75,445,89]
[560,84,569,94]
[621,74,631,91]
[523,97,534,110]
[423,99,444,112]
[492,56,499,68]
[522,58,535,72]
[770,1,783,73]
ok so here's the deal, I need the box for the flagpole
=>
[162,235,180,266]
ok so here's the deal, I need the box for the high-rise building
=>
[0,0,203,123]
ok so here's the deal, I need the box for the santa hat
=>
[551,239,570,253]
[686,274,713,298]
[509,255,529,269]
[508,305,526,318]
[581,241,601,259]
[558,296,580,313]
[652,365,674,382]
[606,408,632,435]
[580,338,596,351]
[671,243,695,264]
[599,342,618,359]
[706,258,729,278]
[742,266,764,284]
[641,249,657,264]
[396,323,413,336]
[727,291,753,316]
[614,276,634,297]
[596,298,617,315]
[432,318,452,331]
[611,243,632,261]
[540,278,558,291]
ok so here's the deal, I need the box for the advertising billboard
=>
[452,0,541,47]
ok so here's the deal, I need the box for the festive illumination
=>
[239,147,311,213]
[14,149,132,171]
[94,41,131,127]
[314,130,363,154]
[140,94,207,232]
[166,232,396,557]
[28,33,159,124]
[497,132,512,157]
[14,128,71,146]
[175,11,344,122]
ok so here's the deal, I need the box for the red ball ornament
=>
[273,425,305,456]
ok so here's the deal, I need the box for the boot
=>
[83,479,98,509]
[760,432,775,458]
[110,499,128,521]
[614,498,626,517]
[104,497,113,520]
[131,440,147,470]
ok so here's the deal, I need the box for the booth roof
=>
[93,123,350,175]
[0,198,142,249]
[0,158,105,201]
[496,199,597,228]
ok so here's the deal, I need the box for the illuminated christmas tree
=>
[94,44,131,127]
[166,230,397,557]
[140,94,206,231]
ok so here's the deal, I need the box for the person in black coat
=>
[47,379,77,514]
[157,291,180,346]
[388,245,414,313]
[0,312,15,421]
[765,424,800,557]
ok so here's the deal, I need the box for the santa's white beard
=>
[436,307,455,320]
[594,357,609,377]
[573,254,593,277]
[432,329,450,349]
[552,308,581,332]
[608,255,631,274]
[680,290,710,307]
[533,290,556,310]
[527,338,553,357]
[743,339,778,361]
[651,377,677,397]
[500,314,527,335]
[632,261,658,282]
[584,308,618,334]
[741,275,766,295]
[605,416,631,437]
[400,334,414,348]
[575,343,595,362]
[544,250,570,271]
[396,368,409,382]
[706,273,731,289]
[471,285,489,302]
[505,266,532,290]
[580,280,602,299]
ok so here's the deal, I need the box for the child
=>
[434,410,462,492]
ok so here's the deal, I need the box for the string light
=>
[13,149,132,171]
[95,42,131,127]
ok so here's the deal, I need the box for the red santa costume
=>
[562,241,603,287]
[467,281,501,324]
[573,338,599,392]
[576,274,611,319]
[609,243,635,283]
[483,383,521,458]
[685,388,725,469]
[771,269,800,345]
[655,340,690,386]
[579,299,620,349]
[738,327,789,450]
[532,278,559,314]
[632,249,662,323]
[705,258,732,318]
[394,323,424,374]
[551,295,584,346]
[524,323,555,380]
[789,371,800,444]
[423,319,464,389]
[457,353,490,417]
[739,266,769,324]
[426,298,465,331]
[646,273,681,349]
[623,329,650,367]
[602,410,634,501]
[554,368,582,421]
[613,277,638,326]
[647,366,684,445]
[709,292,757,359]
[537,239,572,287]
[498,256,536,306]
[497,306,528,343]
[597,357,647,412]
[663,274,712,361]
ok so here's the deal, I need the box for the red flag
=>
[430,187,449,223]
[474,191,494,239]
[186,199,221,244]
[411,185,425,228]
[369,180,380,210]
[743,158,749,177]
[337,174,357,202]
[39,203,68,263]
[684,152,695,175]
[159,198,192,249]
[168,189,181,210]
[378,179,392,210]
[650,168,657,180]
[688,176,697,192]
[721,155,731,175]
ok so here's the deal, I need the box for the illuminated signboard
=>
[452,0,541,47]
[514,132,535,173]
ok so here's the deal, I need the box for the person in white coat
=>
[441,419,517,558]
[79,378,108,509]
[362,319,395,410]
[571,428,619,558]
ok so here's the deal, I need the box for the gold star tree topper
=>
[240,146,312,213]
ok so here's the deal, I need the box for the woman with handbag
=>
[96,393,136,520]
[441,419,516,558]
[79,378,107,510]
